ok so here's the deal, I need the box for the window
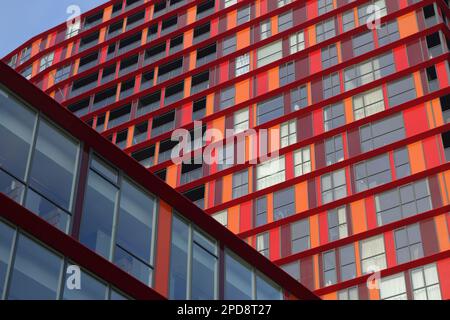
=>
[280,120,297,148]
[7,234,62,300]
[411,264,442,300]
[55,65,71,83]
[39,52,55,72]
[114,179,156,285]
[79,160,119,259]
[291,85,308,111]
[257,95,284,125]
[394,148,411,179]
[191,230,218,299]
[387,75,417,107]
[426,66,439,92]
[342,10,355,32]
[354,153,392,192]
[380,273,407,300]
[217,143,234,171]
[169,215,189,299]
[323,102,345,131]
[21,66,32,80]
[325,135,344,165]
[353,87,384,120]
[323,250,336,286]
[360,235,386,274]
[169,215,218,300]
[344,53,395,91]
[0,88,37,180]
[281,261,300,281]
[212,210,228,227]
[339,244,356,281]
[323,72,341,99]
[257,41,283,67]
[322,45,338,69]
[224,0,237,8]
[338,287,359,300]
[273,187,295,220]
[260,20,271,40]
[220,86,235,109]
[28,118,79,213]
[225,252,252,299]
[232,170,248,199]
[294,147,311,177]
[375,180,432,225]
[378,21,400,46]
[256,233,269,257]
[279,61,295,86]
[19,46,31,64]
[290,31,305,54]
[131,146,154,168]
[0,221,15,295]
[234,108,249,133]
[394,224,423,264]
[255,197,267,227]
[321,169,347,204]
[222,35,236,56]
[278,10,293,32]
[291,219,310,253]
[66,21,81,39]
[318,0,333,15]
[256,156,285,190]
[352,31,374,56]
[358,0,387,26]
[236,54,250,76]
[277,0,291,7]
[237,5,250,25]
[62,268,107,300]
[360,113,405,152]
[328,206,348,241]
[316,18,336,43]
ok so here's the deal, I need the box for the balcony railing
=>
[152,121,174,137]
[180,167,203,185]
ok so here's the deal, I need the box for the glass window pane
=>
[62,267,107,300]
[191,240,217,300]
[0,221,15,296]
[79,171,118,259]
[256,273,282,300]
[25,188,70,232]
[113,246,152,285]
[7,234,62,300]
[116,179,155,263]
[0,88,37,179]
[225,252,253,300]
[29,119,79,210]
[0,169,25,204]
[169,215,189,299]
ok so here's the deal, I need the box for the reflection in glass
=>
[28,119,79,210]
[0,88,36,179]
[7,234,62,300]
[0,220,15,296]
[79,171,118,259]
[225,252,252,300]
[25,189,69,233]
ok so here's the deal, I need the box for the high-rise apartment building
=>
[2,0,450,300]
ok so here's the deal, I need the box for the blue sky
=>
[0,0,108,58]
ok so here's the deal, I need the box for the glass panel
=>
[0,221,14,296]
[225,252,252,300]
[0,169,25,203]
[191,233,217,299]
[29,119,79,210]
[169,215,189,299]
[79,171,118,259]
[25,189,69,232]
[0,88,37,179]
[255,273,282,300]
[116,179,155,263]
[113,246,152,285]
[62,267,107,300]
[7,234,62,300]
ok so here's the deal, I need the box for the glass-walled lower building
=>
[0,62,318,300]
